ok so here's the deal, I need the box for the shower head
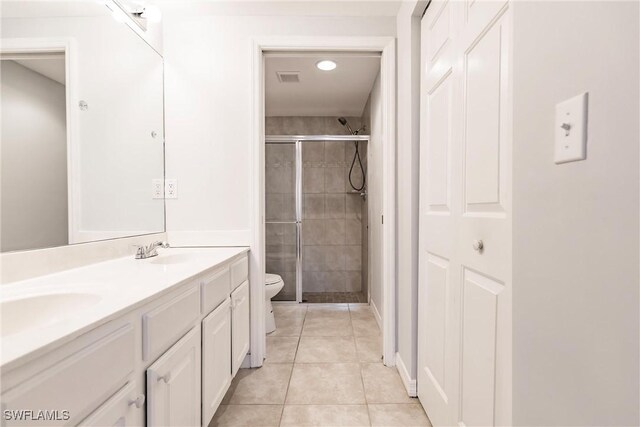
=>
[337,117,355,135]
[337,117,366,136]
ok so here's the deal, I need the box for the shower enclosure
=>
[265,135,369,303]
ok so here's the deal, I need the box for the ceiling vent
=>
[276,71,300,83]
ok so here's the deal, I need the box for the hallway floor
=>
[211,304,431,427]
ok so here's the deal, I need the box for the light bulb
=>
[316,60,337,71]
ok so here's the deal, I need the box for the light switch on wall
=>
[555,92,588,164]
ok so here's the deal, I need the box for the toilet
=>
[265,273,285,333]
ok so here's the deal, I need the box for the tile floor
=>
[211,304,431,427]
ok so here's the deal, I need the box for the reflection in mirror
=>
[0,1,165,253]
[1,53,68,252]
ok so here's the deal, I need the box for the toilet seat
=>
[265,273,282,285]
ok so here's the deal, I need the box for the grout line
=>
[277,308,307,426]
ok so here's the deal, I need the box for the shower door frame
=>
[265,135,371,303]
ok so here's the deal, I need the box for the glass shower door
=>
[265,142,299,301]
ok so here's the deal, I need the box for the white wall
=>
[512,2,639,425]
[162,14,395,246]
[394,0,423,391]
[1,60,68,252]
[368,71,383,320]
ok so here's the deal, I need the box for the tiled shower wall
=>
[265,116,368,300]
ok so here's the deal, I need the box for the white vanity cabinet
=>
[0,250,250,427]
[146,325,202,427]
[202,298,232,425]
[78,381,144,427]
[231,280,250,376]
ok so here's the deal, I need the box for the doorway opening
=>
[263,52,380,305]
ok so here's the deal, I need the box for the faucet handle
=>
[132,245,145,259]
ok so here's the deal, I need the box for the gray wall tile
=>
[325,167,346,193]
[325,194,345,219]
[303,167,324,193]
[267,116,369,295]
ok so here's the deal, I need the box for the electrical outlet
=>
[152,179,164,199]
[165,179,178,199]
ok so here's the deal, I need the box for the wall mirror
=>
[0,1,165,252]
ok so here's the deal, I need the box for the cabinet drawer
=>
[78,381,144,427]
[201,266,231,315]
[230,255,248,291]
[1,324,135,426]
[143,284,200,362]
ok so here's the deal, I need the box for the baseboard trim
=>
[370,298,383,331]
[396,352,418,397]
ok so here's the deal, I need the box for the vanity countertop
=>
[0,247,249,370]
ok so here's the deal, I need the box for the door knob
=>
[472,240,484,251]
[157,373,171,384]
[128,394,145,408]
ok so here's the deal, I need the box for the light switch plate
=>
[555,92,588,164]
[165,179,178,199]
[152,179,164,199]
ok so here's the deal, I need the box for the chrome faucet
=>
[134,241,170,259]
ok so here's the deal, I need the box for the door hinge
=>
[381,215,384,224]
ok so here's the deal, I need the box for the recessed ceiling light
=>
[316,60,337,71]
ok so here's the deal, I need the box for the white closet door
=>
[418,1,512,426]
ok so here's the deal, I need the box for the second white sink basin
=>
[1,293,102,337]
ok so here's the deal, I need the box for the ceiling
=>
[156,1,401,17]
[265,53,380,117]
[0,1,109,18]
[14,58,66,86]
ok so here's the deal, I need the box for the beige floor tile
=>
[269,316,304,337]
[296,336,358,363]
[280,405,370,426]
[209,405,283,427]
[307,303,350,313]
[273,304,308,320]
[352,316,380,336]
[222,364,293,404]
[302,316,353,336]
[286,363,366,404]
[361,363,414,404]
[349,304,375,319]
[355,335,382,363]
[368,404,431,427]
[306,304,351,322]
[265,336,299,364]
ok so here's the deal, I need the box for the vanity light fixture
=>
[138,5,162,23]
[316,60,337,71]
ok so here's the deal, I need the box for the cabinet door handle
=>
[128,394,145,409]
[157,373,171,384]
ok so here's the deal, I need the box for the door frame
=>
[250,36,397,367]
[0,38,80,244]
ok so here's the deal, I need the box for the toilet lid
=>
[265,273,283,285]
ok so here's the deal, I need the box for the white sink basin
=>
[1,293,102,337]
[148,253,193,265]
